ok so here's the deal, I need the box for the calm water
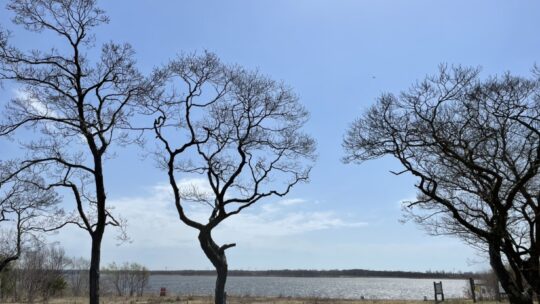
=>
[147,275,470,300]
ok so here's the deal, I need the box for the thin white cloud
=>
[261,198,306,213]
[47,179,368,268]
[12,88,88,143]
[13,88,55,117]
[221,211,367,238]
[278,198,306,206]
[107,179,366,245]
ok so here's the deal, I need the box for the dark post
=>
[434,281,444,302]
[470,278,476,303]
[441,282,445,302]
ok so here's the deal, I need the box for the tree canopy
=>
[344,65,540,304]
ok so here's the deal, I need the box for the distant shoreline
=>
[147,269,477,280]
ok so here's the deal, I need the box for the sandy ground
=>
[5,296,504,304]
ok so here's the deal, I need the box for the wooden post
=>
[441,282,444,301]
[469,278,476,303]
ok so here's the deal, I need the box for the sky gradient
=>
[1,0,539,272]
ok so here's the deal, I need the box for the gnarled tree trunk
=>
[198,230,229,304]
[489,243,532,304]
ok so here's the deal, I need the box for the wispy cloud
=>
[278,198,306,206]
[47,179,367,268]
[220,210,367,238]
[13,88,56,117]
[107,180,367,244]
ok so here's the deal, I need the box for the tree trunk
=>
[198,230,228,304]
[215,263,228,304]
[489,243,532,304]
[521,256,540,300]
[89,235,103,304]
[88,151,107,304]
[529,219,540,299]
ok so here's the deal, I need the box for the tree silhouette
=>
[0,1,151,302]
[344,65,540,304]
[0,162,59,273]
[150,52,316,304]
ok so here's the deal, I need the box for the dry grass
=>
[5,296,506,304]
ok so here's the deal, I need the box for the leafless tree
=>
[0,1,151,303]
[0,162,59,273]
[150,52,316,304]
[103,262,149,297]
[126,263,149,297]
[343,65,540,304]
[13,242,69,302]
[104,262,127,297]
[66,256,90,297]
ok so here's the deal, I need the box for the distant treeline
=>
[150,269,478,279]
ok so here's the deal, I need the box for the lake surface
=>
[147,275,470,300]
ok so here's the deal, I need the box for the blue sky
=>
[1,0,539,271]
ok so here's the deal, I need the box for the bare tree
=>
[0,1,151,303]
[103,262,127,297]
[66,257,90,297]
[103,262,149,297]
[127,263,149,297]
[0,162,59,273]
[150,53,316,304]
[10,242,69,302]
[343,65,540,304]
